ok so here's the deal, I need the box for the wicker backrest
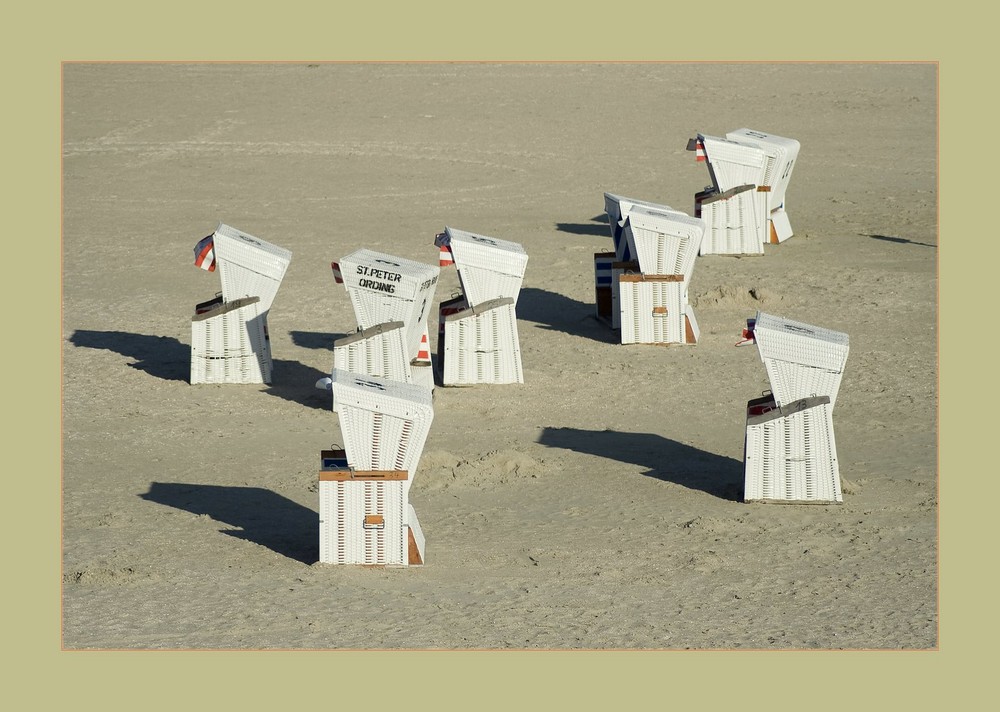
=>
[213,223,292,311]
[439,227,528,306]
[753,311,850,407]
[330,369,434,478]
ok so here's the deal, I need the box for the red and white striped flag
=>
[331,261,344,283]
[695,139,706,162]
[434,232,454,267]
[194,235,216,272]
[439,244,455,267]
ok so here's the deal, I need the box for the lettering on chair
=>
[783,323,816,335]
[356,264,403,294]
[355,378,387,391]
[235,233,263,247]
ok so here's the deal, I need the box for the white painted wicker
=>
[190,296,272,384]
[743,396,842,504]
[330,369,435,480]
[752,311,850,407]
[332,321,412,383]
[190,224,291,385]
[336,249,440,361]
[725,128,800,220]
[212,223,292,312]
[693,130,800,244]
[318,455,411,566]
[695,185,766,255]
[409,362,435,392]
[618,275,697,345]
[621,206,704,284]
[697,134,769,193]
[438,227,528,306]
[440,298,524,385]
[603,193,680,262]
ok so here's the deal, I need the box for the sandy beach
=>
[61,62,937,649]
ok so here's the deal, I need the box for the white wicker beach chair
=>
[334,249,440,365]
[435,228,528,385]
[740,312,849,504]
[610,207,704,345]
[319,369,434,566]
[597,196,705,339]
[689,130,801,246]
[190,223,291,384]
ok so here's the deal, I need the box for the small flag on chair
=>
[331,261,344,283]
[194,235,216,272]
[439,244,454,267]
[434,232,454,267]
[686,137,706,162]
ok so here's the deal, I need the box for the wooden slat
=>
[619,273,683,283]
[318,469,408,481]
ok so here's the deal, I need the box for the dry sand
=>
[61,62,937,649]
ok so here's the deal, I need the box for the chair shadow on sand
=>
[554,213,611,237]
[69,330,191,381]
[289,330,345,351]
[267,359,333,410]
[518,215,619,343]
[860,232,936,248]
[538,426,744,501]
[68,329,331,410]
[517,287,620,344]
[140,482,318,564]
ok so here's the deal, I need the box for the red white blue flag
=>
[194,235,216,272]
[331,261,344,283]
